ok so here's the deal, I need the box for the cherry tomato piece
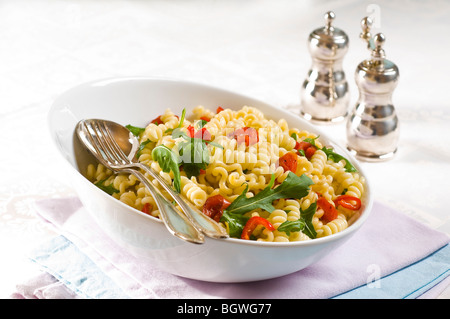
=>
[229,127,259,146]
[317,197,338,224]
[295,141,316,160]
[193,127,212,141]
[151,116,163,125]
[141,203,153,215]
[278,152,298,173]
[203,194,231,222]
[305,146,316,160]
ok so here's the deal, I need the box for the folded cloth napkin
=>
[13,197,450,299]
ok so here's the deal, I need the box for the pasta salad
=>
[86,106,365,242]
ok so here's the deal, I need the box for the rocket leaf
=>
[151,145,182,193]
[221,172,314,237]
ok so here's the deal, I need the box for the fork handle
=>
[135,163,229,239]
[122,168,204,244]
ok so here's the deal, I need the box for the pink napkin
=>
[16,196,450,299]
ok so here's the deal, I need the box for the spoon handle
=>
[136,163,229,239]
[122,168,204,244]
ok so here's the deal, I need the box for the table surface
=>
[1,0,449,298]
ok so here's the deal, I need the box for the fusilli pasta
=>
[86,105,365,242]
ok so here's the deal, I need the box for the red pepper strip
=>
[151,115,163,125]
[317,197,338,224]
[200,116,210,122]
[187,125,195,138]
[278,152,298,173]
[216,106,224,113]
[141,203,153,215]
[334,195,361,210]
[203,194,231,222]
[241,216,275,240]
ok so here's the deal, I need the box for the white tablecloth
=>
[1,0,449,298]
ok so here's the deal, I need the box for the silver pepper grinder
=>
[346,17,400,161]
[300,11,350,123]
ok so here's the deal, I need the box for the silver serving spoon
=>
[76,119,228,240]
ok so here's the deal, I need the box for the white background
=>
[0,0,449,298]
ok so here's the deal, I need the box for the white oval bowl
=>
[48,77,373,283]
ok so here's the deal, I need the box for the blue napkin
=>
[29,235,129,299]
[333,243,450,299]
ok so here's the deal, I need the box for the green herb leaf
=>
[220,172,314,237]
[179,138,209,167]
[126,124,145,137]
[94,178,119,195]
[277,219,306,236]
[302,135,357,173]
[165,108,186,134]
[224,172,314,216]
[151,145,182,193]
[321,146,357,173]
[169,110,222,179]
[220,173,314,237]
[303,135,320,146]
[277,201,317,238]
[300,201,317,239]
[198,119,208,128]
[221,212,250,238]
[137,139,152,158]
[177,136,221,179]
[171,128,190,140]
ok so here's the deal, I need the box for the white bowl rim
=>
[48,75,374,248]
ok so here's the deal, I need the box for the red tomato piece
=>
[188,125,211,141]
[202,194,231,222]
[305,146,316,160]
[295,141,311,151]
[216,106,224,113]
[295,141,316,160]
[151,115,163,125]
[317,197,338,224]
[193,127,212,141]
[241,216,275,240]
[141,203,153,215]
[229,127,259,146]
[334,195,361,210]
[278,152,298,173]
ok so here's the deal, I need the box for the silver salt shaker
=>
[346,18,400,161]
[300,11,350,123]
